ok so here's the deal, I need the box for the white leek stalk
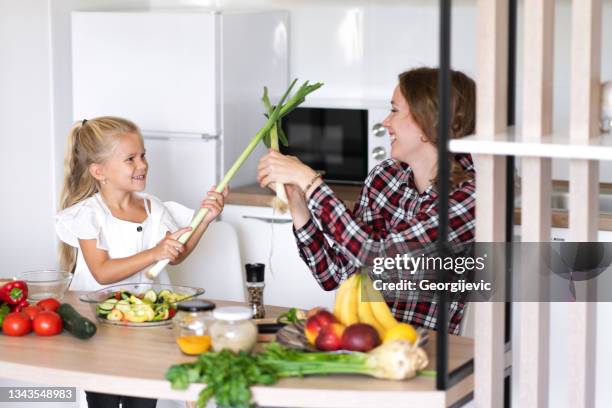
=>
[146,80,298,278]
[269,122,289,213]
[146,79,322,278]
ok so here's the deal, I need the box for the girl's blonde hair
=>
[59,116,141,272]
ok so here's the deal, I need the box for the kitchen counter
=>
[0,291,474,407]
[227,183,364,210]
[228,181,612,231]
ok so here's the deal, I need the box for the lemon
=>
[176,335,212,355]
[383,323,418,345]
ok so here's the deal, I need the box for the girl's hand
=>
[152,227,192,262]
[257,150,318,192]
[201,185,228,224]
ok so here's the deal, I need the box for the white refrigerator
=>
[71,9,289,209]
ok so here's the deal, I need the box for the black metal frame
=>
[435,0,517,406]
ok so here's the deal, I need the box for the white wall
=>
[0,0,149,279]
[151,0,477,102]
[0,0,57,278]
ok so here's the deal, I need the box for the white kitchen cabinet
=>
[222,204,335,310]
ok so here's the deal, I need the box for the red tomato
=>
[2,312,32,336]
[22,305,42,320]
[32,311,63,336]
[36,298,61,312]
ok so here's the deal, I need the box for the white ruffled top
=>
[55,192,194,291]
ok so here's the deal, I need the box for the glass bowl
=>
[79,283,205,327]
[17,270,73,301]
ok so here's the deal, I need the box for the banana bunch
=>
[333,273,398,338]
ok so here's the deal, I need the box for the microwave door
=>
[143,132,219,210]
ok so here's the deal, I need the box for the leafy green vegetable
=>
[166,342,429,408]
[276,307,301,324]
[166,349,277,408]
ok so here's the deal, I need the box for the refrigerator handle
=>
[242,215,292,224]
[142,130,219,140]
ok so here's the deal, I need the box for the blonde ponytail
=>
[58,116,140,272]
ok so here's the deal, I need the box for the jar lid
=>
[245,263,265,283]
[176,299,216,312]
[213,306,252,321]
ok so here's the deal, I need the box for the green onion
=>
[146,79,322,278]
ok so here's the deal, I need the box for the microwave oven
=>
[279,104,391,184]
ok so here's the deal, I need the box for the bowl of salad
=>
[80,283,204,327]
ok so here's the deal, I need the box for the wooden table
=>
[0,291,474,407]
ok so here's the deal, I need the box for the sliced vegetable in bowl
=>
[80,284,204,327]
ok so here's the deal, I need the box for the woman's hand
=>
[152,227,192,262]
[200,185,229,224]
[257,150,318,193]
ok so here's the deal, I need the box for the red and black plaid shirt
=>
[293,154,476,334]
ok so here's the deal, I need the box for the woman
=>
[257,67,476,334]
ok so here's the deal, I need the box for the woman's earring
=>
[101,179,107,185]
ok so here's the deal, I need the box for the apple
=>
[340,323,381,352]
[304,309,338,345]
[315,323,345,351]
[306,307,324,319]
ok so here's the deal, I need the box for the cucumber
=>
[57,303,97,340]
[120,291,131,300]
[99,300,117,311]
[96,305,111,316]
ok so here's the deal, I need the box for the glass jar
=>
[245,263,265,319]
[210,306,258,353]
[173,299,216,355]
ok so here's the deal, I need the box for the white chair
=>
[170,221,246,302]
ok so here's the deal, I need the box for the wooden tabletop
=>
[0,291,474,407]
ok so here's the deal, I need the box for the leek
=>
[146,79,322,278]
[261,87,289,212]
[166,341,429,408]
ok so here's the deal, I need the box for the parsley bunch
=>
[166,349,277,408]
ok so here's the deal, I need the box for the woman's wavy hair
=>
[398,67,476,187]
[58,116,141,272]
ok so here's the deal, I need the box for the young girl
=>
[56,116,226,408]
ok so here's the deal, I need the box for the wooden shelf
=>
[0,291,475,407]
[449,127,612,161]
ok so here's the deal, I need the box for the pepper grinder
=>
[245,263,265,319]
